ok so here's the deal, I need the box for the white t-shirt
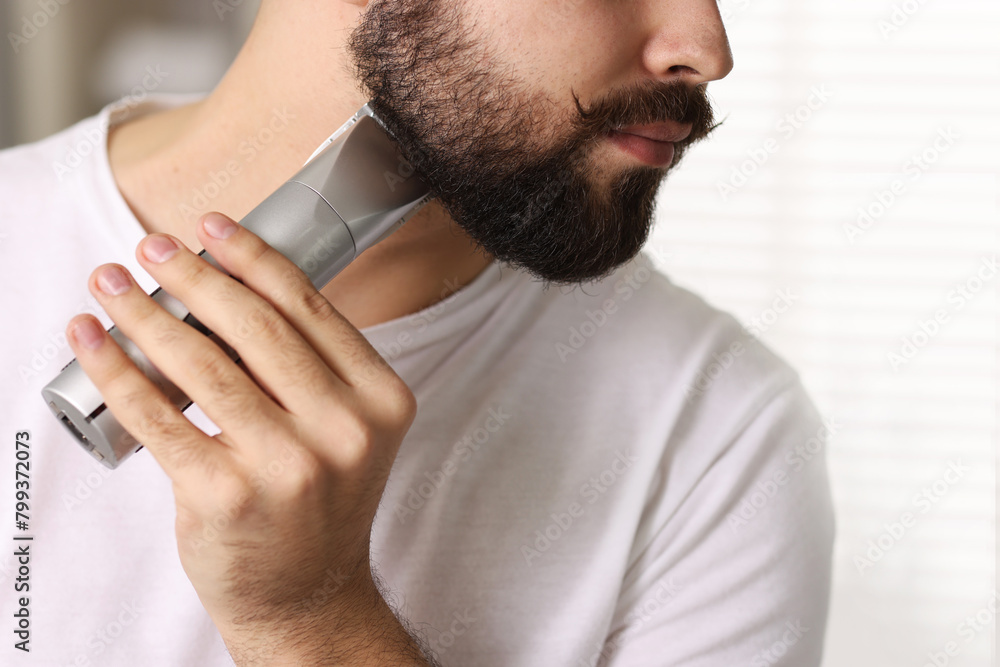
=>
[0,94,834,667]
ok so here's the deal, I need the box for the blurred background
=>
[651,1,997,665]
[1,0,996,665]
[0,0,258,147]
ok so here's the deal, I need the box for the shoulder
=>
[536,249,805,427]
[558,258,836,665]
[0,110,113,235]
[524,250,833,529]
[0,92,202,221]
[0,107,108,182]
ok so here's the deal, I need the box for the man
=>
[0,0,834,665]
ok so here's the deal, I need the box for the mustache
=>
[573,80,722,147]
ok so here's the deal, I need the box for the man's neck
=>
[106,2,493,331]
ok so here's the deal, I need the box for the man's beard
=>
[348,0,718,285]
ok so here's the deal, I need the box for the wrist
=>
[221,572,432,666]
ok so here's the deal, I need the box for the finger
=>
[133,231,348,417]
[88,262,289,456]
[66,312,231,484]
[193,212,401,392]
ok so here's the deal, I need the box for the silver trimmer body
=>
[41,104,431,469]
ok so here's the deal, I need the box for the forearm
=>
[223,574,438,667]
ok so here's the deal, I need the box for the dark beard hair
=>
[348,0,719,285]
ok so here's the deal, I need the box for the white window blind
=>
[647,1,997,665]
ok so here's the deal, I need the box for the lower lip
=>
[607,131,676,168]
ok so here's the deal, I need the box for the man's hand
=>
[65,212,432,665]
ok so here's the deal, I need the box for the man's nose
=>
[640,0,735,84]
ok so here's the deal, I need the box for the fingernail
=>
[97,266,131,296]
[203,213,238,240]
[142,235,179,264]
[71,319,104,350]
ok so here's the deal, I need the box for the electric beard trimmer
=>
[42,104,432,469]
